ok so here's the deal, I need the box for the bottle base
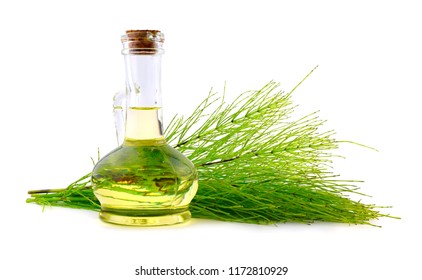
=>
[99,208,192,227]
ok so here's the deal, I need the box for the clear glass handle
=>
[113,90,126,146]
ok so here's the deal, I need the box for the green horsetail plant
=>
[27,70,395,225]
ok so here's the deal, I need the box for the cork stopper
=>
[121,30,164,55]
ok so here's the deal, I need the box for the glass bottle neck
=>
[123,54,164,142]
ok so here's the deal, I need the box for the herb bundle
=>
[27,73,393,225]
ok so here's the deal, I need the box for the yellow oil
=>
[125,107,163,140]
[92,107,198,226]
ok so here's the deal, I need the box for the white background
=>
[1,0,421,279]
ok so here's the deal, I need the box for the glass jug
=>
[91,30,198,226]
